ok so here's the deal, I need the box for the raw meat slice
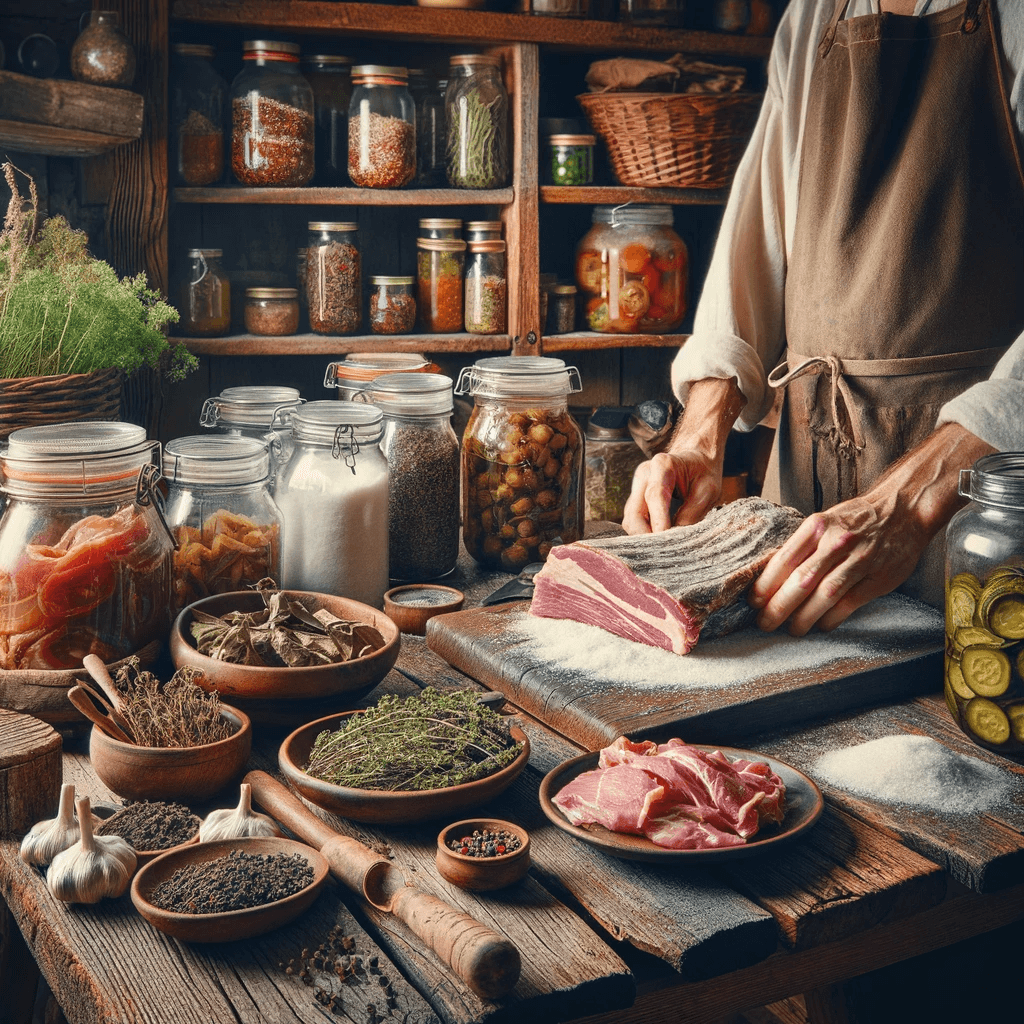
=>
[642,804,748,850]
[552,763,666,834]
[530,497,803,654]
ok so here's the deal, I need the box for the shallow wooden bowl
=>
[131,836,329,943]
[133,831,201,869]
[169,591,401,725]
[436,818,531,891]
[89,706,252,803]
[279,712,530,824]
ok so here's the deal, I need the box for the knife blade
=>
[481,562,546,605]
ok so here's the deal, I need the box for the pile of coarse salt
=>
[812,735,1015,815]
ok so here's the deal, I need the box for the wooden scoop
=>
[245,770,521,1001]
[81,654,134,739]
[67,685,133,744]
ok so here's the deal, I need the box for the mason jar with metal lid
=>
[360,373,459,581]
[546,133,595,186]
[275,401,389,607]
[445,54,509,189]
[419,217,462,240]
[199,385,305,474]
[324,353,434,401]
[369,276,416,335]
[163,434,282,613]
[464,220,502,242]
[230,40,314,186]
[171,43,227,186]
[307,221,361,335]
[456,356,584,570]
[181,248,231,337]
[348,64,415,189]
[944,453,1024,761]
[417,237,466,333]
[0,422,173,670]
[464,239,506,335]
[302,53,352,185]
[244,286,299,335]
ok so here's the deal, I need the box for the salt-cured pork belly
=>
[552,763,666,834]
[530,497,804,654]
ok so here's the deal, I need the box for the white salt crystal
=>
[812,735,1015,815]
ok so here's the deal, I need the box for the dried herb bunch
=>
[305,688,522,791]
[113,657,234,748]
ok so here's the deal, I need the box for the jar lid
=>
[450,54,501,68]
[455,356,583,400]
[242,40,300,60]
[200,386,304,430]
[465,220,502,231]
[246,287,298,299]
[549,284,578,296]
[958,453,1024,510]
[371,275,415,285]
[173,43,215,59]
[187,247,223,258]
[309,221,358,232]
[302,54,351,65]
[593,204,674,226]
[289,400,384,447]
[467,240,506,253]
[362,372,454,417]
[164,434,271,487]
[419,218,462,230]
[351,64,408,81]
[416,238,467,252]
[324,354,432,388]
[548,134,596,146]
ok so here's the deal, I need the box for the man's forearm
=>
[667,377,747,466]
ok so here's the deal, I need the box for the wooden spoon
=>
[81,654,134,738]
[67,685,133,744]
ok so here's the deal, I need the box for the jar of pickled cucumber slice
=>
[944,453,1024,760]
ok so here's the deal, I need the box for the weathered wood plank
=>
[0,71,144,138]
[0,120,136,159]
[0,710,62,838]
[178,332,512,357]
[174,185,514,205]
[540,186,728,206]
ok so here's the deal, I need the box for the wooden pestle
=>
[81,654,135,739]
[244,770,521,1001]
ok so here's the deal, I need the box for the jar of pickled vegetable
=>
[302,53,352,185]
[575,204,688,334]
[0,422,173,670]
[163,435,282,614]
[944,453,1024,761]
[464,240,506,335]
[369,276,416,335]
[546,134,595,186]
[324,354,434,401]
[181,248,231,337]
[307,221,361,335]
[456,356,584,571]
[445,54,510,189]
[417,237,466,333]
[348,65,416,189]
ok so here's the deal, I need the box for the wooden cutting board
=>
[426,595,944,750]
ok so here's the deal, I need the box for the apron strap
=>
[962,0,982,34]
[819,0,853,60]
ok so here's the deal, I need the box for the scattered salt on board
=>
[812,735,1015,815]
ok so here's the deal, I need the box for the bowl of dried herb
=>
[169,586,401,726]
[279,689,530,824]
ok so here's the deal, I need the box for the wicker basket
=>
[0,366,123,442]
[577,91,762,190]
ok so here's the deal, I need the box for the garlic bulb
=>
[46,796,136,904]
[199,783,282,842]
[20,784,101,867]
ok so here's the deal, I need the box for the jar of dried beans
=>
[465,240,507,335]
[324,354,434,401]
[456,356,584,571]
[464,220,502,243]
[419,218,462,241]
[0,422,173,670]
[275,402,389,607]
[409,71,447,187]
[575,204,688,334]
[244,287,300,336]
[302,53,352,185]
[445,54,510,190]
[348,65,416,189]
[171,44,227,186]
[181,248,231,337]
[369,276,416,335]
[200,385,305,477]
[164,435,282,614]
[307,221,361,335]
[417,237,465,333]
[362,373,459,581]
[230,40,314,187]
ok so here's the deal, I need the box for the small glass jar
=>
[575,204,688,334]
[619,0,682,27]
[465,240,507,335]
[362,373,460,581]
[163,435,283,614]
[456,356,585,571]
[546,134,595,186]
[0,422,172,670]
[944,453,1024,760]
[547,284,578,334]
[200,386,304,473]
[348,65,416,189]
[302,53,352,185]
[324,354,434,401]
[445,54,510,190]
[230,40,314,187]
[584,407,647,524]
[275,402,389,607]
[419,218,462,241]
[369,276,417,335]
[70,11,135,88]
[244,287,300,336]
[171,44,227,186]
[417,237,466,333]
[307,221,361,335]
[539,272,557,331]
[409,71,447,187]
[181,248,231,337]
[464,220,502,243]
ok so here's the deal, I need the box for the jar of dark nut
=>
[369,277,416,335]
[348,65,416,189]
[181,248,231,337]
[307,221,361,335]
[244,287,300,336]
[456,356,585,571]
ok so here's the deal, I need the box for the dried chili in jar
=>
[417,237,465,333]
[369,276,417,335]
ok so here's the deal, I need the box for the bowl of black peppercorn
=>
[436,818,530,891]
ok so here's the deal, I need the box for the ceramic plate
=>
[538,745,823,864]
[280,712,531,824]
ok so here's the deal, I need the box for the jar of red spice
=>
[181,248,231,337]
[369,276,416,335]
[302,53,352,185]
[307,221,361,335]
[171,44,227,186]
[244,287,300,336]
[230,40,314,187]
[417,237,465,333]
[465,240,506,335]
[348,65,416,189]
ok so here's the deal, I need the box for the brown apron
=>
[764,0,1024,607]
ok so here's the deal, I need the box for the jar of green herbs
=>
[445,54,509,190]
[546,134,595,186]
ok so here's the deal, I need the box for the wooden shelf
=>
[174,185,515,205]
[541,185,728,206]
[542,331,688,352]
[170,1,774,58]
[0,119,137,158]
[178,332,513,356]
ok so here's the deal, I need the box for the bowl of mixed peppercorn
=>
[436,818,531,891]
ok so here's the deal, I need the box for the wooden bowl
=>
[279,712,531,824]
[131,836,329,943]
[436,818,531,891]
[89,706,252,803]
[169,591,401,726]
[383,584,465,635]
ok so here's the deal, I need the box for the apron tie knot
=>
[768,354,866,460]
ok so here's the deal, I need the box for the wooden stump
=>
[0,710,62,838]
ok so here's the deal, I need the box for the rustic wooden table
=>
[2,556,1024,1024]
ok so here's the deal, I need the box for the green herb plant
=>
[0,162,196,382]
